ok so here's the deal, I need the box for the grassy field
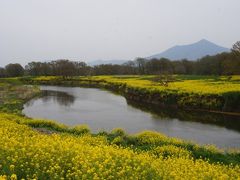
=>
[0,78,40,114]
[21,75,240,113]
[0,77,240,179]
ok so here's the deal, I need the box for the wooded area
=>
[1,41,239,77]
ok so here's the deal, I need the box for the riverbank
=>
[0,78,40,114]
[0,77,240,179]
[20,75,240,114]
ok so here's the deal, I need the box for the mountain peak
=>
[196,39,216,45]
[147,39,229,61]
[198,38,209,42]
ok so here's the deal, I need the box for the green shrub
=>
[111,136,124,145]
[71,125,90,135]
[110,128,126,137]
[223,91,240,111]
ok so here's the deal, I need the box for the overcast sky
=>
[0,0,239,67]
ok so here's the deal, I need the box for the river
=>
[23,85,240,148]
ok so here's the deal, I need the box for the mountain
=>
[88,59,128,66]
[147,39,230,60]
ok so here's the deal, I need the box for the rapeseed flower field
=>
[0,76,240,179]
[0,114,240,179]
[83,75,240,94]
[24,75,240,94]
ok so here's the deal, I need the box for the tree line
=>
[0,41,240,78]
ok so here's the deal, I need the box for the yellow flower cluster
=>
[92,75,240,95]
[0,114,239,179]
[150,145,192,158]
[29,75,240,95]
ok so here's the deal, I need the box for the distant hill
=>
[147,39,230,60]
[88,59,128,66]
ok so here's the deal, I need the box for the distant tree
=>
[172,61,186,74]
[25,62,39,76]
[195,55,220,75]
[146,58,173,74]
[25,60,91,77]
[74,61,90,76]
[0,67,7,78]
[122,61,137,74]
[93,64,120,75]
[145,58,159,74]
[25,62,52,76]
[232,41,240,55]
[52,60,76,78]
[158,58,173,74]
[135,58,146,74]
[5,63,24,77]
[181,59,195,74]
[221,53,240,75]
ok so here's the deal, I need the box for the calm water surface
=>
[23,86,240,148]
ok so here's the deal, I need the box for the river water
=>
[23,86,240,148]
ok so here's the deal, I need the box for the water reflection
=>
[25,90,75,107]
[127,100,240,133]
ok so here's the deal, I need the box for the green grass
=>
[0,80,40,114]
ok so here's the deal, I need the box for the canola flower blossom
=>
[33,75,240,95]
[0,114,240,179]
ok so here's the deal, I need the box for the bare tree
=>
[231,41,240,56]
[135,57,146,74]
